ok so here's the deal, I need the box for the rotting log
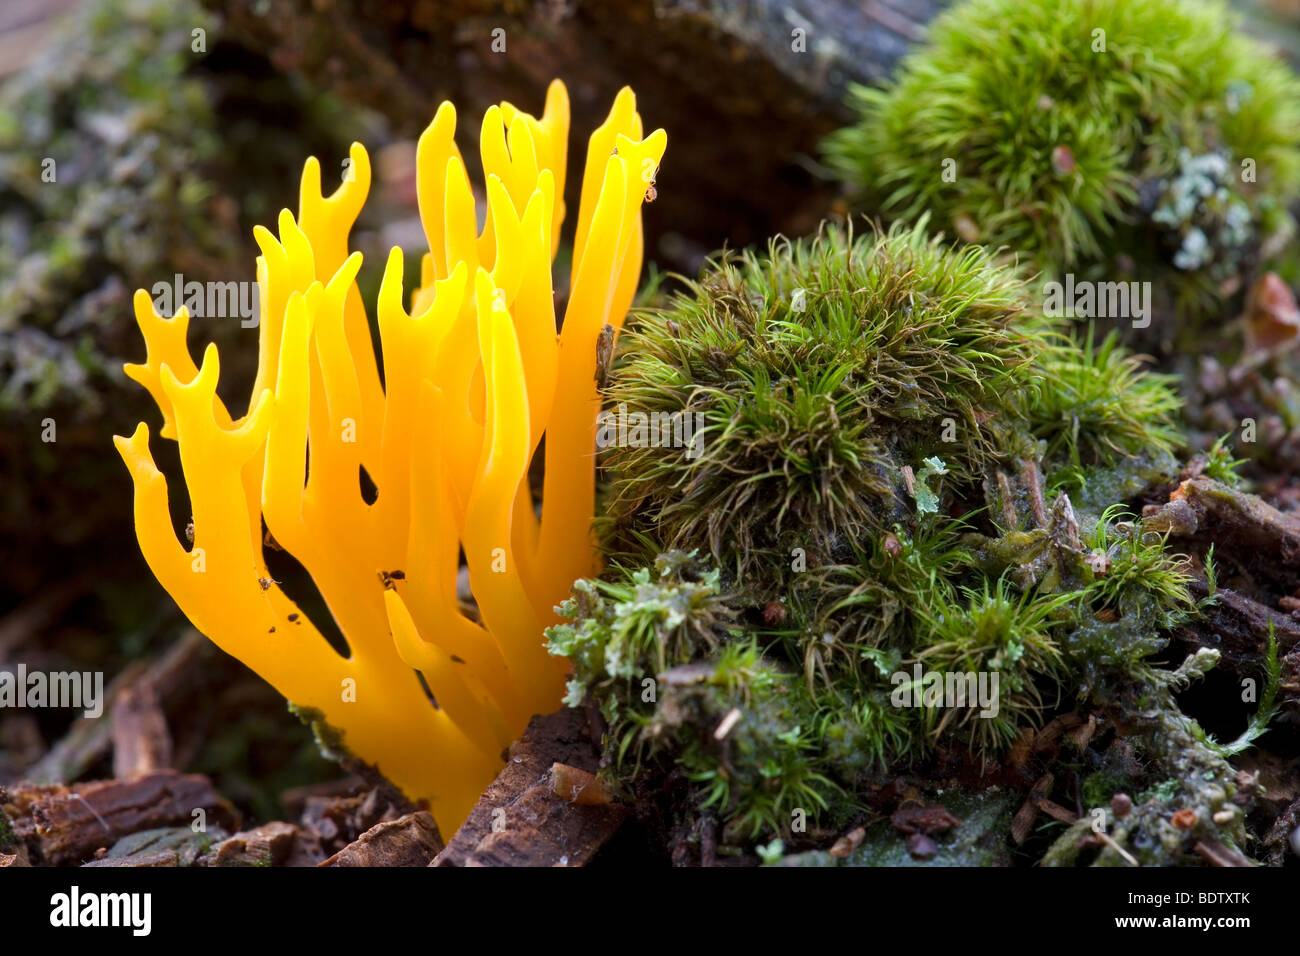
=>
[1143,477,1300,706]
[201,0,950,269]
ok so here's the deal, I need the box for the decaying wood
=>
[1262,795,1300,867]
[1162,476,1300,564]
[81,826,222,867]
[433,708,627,867]
[295,784,409,862]
[1142,477,1300,705]
[1011,773,1054,846]
[1185,580,1300,679]
[112,681,172,779]
[1192,838,1255,867]
[201,0,947,272]
[23,661,147,787]
[319,811,443,867]
[202,821,300,867]
[828,825,866,858]
[3,770,239,865]
[25,630,206,786]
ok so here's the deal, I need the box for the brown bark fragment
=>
[294,784,409,862]
[112,681,172,779]
[3,771,239,865]
[202,821,300,867]
[26,631,206,786]
[433,709,626,867]
[319,811,443,867]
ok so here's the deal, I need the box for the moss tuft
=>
[601,222,1180,599]
[824,0,1300,326]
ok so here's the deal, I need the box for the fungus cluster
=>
[114,81,666,832]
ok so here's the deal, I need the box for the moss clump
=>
[601,221,1180,599]
[823,0,1300,326]
[287,703,353,763]
[547,552,843,843]
[570,220,1230,857]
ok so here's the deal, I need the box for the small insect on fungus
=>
[595,323,615,390]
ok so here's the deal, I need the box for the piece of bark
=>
[1168,477,1300,576]
[433,708,625,867]
[112,681,172,779]
[319,811,442,867]
[453,780,628,868]
[1011,773,1055,846]
[3,770,239,865]
[278,776,367,818]
[92,825,225,867]
[26,630,206,786]
[828,825,866,858]
[1144,477,1300,706]
[296,785,407,861]
[0,845,30,866]
[1184,581,1300,669]
[82,850,179,867]
[1263,795,1300,867]
[201,821,299,867]
[23,661,147,787]
[1192,838,1255,867]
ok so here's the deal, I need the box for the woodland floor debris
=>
[202,821,300,867]
[432,709,628,867]
[2,771,239,865]
[319,811,443,867]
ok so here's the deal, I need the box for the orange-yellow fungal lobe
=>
[114,80,665,835]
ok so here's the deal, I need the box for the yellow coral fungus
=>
[113,80,666,834]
